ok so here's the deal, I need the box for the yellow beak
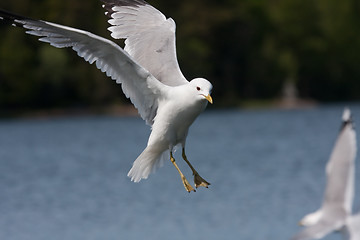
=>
[204,94,213,104]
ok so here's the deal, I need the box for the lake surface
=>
[0,104,359,240]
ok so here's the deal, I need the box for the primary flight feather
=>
[0,0,213,192]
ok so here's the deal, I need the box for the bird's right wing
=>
[0,10,167,125]
[101,0,189,86]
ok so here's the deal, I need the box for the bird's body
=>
[129,78,212,183]
[153,82,208,146]
[0,0,213,192]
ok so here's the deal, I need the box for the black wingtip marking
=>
[0,9,33,27]
[340,115,354,132]
[100,0,148,17]
[101,0,148,7]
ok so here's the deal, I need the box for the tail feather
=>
[127,146,168,182]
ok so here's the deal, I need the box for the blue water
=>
[0,104,359,240]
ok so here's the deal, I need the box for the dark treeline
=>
[1,0,360,112]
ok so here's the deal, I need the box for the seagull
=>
[291,108,357,240]
[0,0,213,192]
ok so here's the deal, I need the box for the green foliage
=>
[1,0,360,112]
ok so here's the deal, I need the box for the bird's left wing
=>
[0,10,167,125]
[101,0,188,86]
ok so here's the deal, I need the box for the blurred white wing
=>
[323,108,356,213]
[101,0,188,86]
[0,10,167,125]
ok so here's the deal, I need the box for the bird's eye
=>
[196,87,201,91]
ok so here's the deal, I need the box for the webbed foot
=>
[181,176,196,192]
[194,172,210,188]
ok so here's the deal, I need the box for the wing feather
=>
[101,0,188,86]
[0,10,166,125]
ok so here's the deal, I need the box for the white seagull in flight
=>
[0,0,213,192]
[291,108,357,240]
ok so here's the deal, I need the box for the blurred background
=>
[1,0,360,115]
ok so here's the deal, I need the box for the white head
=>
[189,78,213,104]
[298,211,323,226]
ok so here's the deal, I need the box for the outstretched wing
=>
[0,10,168,125]
[101,0,188,86]
[323,108,356,211]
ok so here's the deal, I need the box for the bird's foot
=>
[181,176,196,192]
[193,172,210,188]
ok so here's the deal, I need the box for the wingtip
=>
[0,9,32,27]
[101,0,148,7]
[342,107,352,122]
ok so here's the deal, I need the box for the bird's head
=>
[189,78,213,104]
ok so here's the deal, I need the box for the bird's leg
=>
[182,148,210,188]
[170,151,195,192]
